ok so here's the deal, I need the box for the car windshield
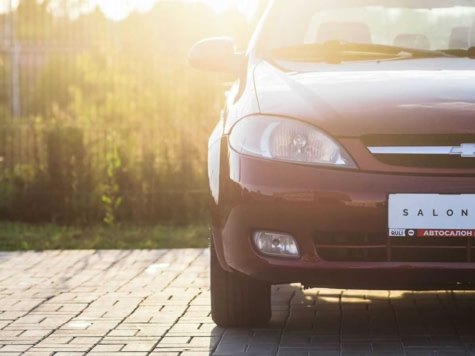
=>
[258,0,475,62]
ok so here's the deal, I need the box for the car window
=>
[260,0,475,52]
[304,6,475,50]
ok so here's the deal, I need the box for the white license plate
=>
[388,194,475,237]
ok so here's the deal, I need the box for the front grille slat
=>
[362,134,475,169]
[372,154,474,169]
[390,245,467,250]
[316,244,386,249]
[362,134,475,147]
[315,232,473,263]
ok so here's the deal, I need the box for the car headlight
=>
[229,116,357,168]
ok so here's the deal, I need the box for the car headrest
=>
[449,27,469,49]
[316,22,372,44]
[393,34,431,50]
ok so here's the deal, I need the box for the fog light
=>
[253,231,300,259]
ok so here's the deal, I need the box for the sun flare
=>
[195,0,257,19]
[0,0,258,21]
[97,0,257,21]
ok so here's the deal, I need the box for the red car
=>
[190,0,475,327]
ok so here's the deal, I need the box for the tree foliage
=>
[0,0,263,225]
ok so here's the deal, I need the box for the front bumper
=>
[213,149,475,290]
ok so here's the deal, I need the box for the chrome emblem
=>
[368,143,475,157]
[450,144,475,158]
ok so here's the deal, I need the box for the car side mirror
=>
[189,37,246,75]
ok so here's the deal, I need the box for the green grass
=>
[0,223,210,251]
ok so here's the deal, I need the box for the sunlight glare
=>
[198,0,257,20]
[96,0,257,21]
[101,0,257,21]
[0,0,18,14]
[98,0,157,21]
[0,0,257,21]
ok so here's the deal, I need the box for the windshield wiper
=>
[268,41,453,63]
[438,47,475,59]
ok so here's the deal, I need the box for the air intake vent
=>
[314,232,474,263]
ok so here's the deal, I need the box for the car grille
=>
[362,134,475,169]
[314,232,474,263]
[370,154,474,169]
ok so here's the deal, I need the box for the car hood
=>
[253,58,475,137]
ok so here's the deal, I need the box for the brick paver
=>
[0,249,474,355]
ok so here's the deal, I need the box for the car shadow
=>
[208,284,475,356]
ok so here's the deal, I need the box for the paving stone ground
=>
[0,249,474,356]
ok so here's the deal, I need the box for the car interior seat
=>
[316,22,372,44]
[393,34,431,50]
[471,20,475,47]
[449,27,469,49]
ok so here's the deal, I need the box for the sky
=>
[0,0,258,20]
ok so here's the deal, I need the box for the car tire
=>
[210,238,271,327]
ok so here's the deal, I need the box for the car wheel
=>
[210,238,271,327]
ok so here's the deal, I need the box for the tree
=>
[16,0,53,42]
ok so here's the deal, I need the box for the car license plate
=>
[388,194,475,238]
